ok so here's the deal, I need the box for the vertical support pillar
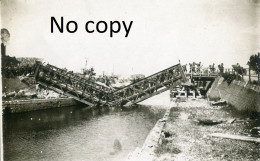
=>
[178,64,187,82]
[257,53,260,85]
[34,61,41,81]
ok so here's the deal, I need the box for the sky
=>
[1,0,260,76]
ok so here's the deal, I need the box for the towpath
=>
[154,99,260,161]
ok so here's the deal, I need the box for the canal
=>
[3,105,166,161]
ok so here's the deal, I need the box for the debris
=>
[227,118,236,124]
[109,139,122,155]
[209,133,260,143]
[113,139,122,152]
[196,119,223,126]
[253,127,260,130]
[163,131,172,138]
[211,99,226,106]
[6,91,16,97]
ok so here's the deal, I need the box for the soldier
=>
[212,63,215,72]
[209,63,215,73]
[196,62,201,73]
[189,63,193,73]
[192,62,196,72]
[182,64,187,72]
[218,63,224,74]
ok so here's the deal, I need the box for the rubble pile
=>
[2,87,65,101]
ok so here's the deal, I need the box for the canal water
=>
[3,105,166,161]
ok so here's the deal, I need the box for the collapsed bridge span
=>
[34,62,112,106]
[111,64,187,106]
[34,62,186,107]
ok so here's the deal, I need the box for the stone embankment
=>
[2,77,80,113]
[2,98,79,113]
[207,77,260,112]
[125,107,171,161]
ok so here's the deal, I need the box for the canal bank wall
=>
[2,77,81,113]
[207,76,260,112]
[2,98,80,113]
[125,108,171,161]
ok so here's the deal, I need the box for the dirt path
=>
[154,99,260,161]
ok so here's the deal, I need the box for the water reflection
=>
[3,105,165,161]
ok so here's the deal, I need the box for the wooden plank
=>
[209,133,260,143]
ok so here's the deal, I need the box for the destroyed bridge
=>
[33,61,216,107]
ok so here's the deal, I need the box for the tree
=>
[232,63,246,80]
[247,53,260,83]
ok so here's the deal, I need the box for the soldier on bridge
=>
[218,63,224,74]
[209,63,215,73]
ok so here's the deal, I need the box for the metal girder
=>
[110,64,186,106]
[33,62,186,107]
[34,62,110,107]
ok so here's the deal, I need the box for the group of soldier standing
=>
[182,62,225,74]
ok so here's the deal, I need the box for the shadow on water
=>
[4,106,111,132]
[3,104,166,161]
[3,105,165,132]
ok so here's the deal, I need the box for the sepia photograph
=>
[1,0,260,160]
